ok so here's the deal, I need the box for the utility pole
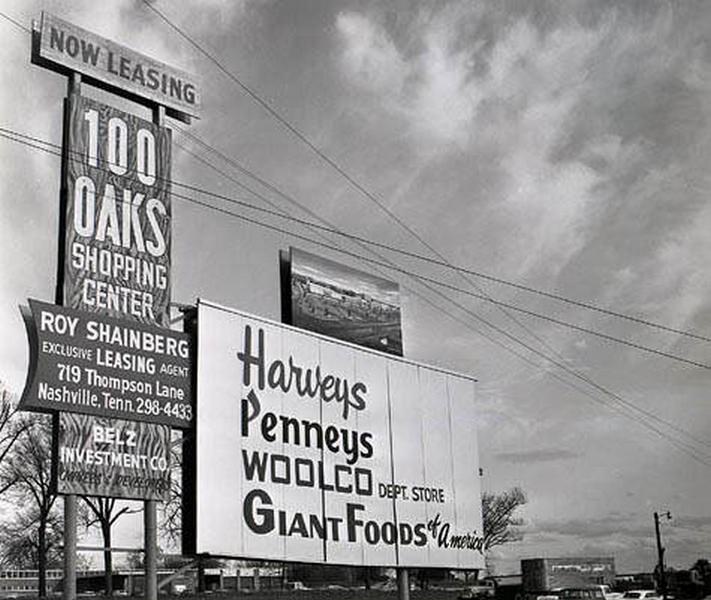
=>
[654,511,672,600]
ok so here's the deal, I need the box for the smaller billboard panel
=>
[19,299,193,428]
[288,248,403,356]
[55,412,170,500]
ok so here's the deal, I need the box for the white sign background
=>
[196,299,484,568]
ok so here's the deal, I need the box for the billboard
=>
[19,299,193,428]
[194,299,483,568]
[35,12,200,119]
[55,412,170,501]
[63,94,172,327]
[286,248,403,356]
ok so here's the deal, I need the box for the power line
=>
[169,128,711,344]
[0,10,30,34]
[163,195,711,465]
[138,0,617,385]
[173,126,711,453]
[169,196,709,370]
[4,126,708,372]
[170,132,711,458]
[3,128,711,466]
[170,132,711,460]
[168,128,711,462]
[3,5,700,462]
[0,9,708,454]
[133,5,711,465]
[0,1,704,385]
[143,0,611,435]
[4,122,710,351]
[169,184,711,463]
[173,184,711,369]
[0,4,709,474]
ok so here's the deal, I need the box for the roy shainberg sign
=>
[20,299,192,429]
[195,299,484,568]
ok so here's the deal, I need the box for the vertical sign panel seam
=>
[385,362,399,566]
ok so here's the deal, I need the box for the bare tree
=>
[81,497,140,596]
[160,431,183,547]
[0,384,32,495]
[482,487,527,550]
[0,507,63,571]
[0,415,57,597]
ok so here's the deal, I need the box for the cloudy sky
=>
[1,0,711,574]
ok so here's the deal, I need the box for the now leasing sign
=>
[195,300,484,568]
[35,12,200,118]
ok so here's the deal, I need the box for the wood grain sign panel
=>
[56,412,170,501]
[37,12,200,118]
[64,95,172,327]
[195,299,484,569]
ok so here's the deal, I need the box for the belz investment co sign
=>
[194,300,484,569]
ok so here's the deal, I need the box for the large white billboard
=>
[195,299,484,568]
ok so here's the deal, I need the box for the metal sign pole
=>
[144,500,158,600]
[61,70,81,600]
[63,496,77,600]
[397,568,410,600]
[143,103,166,600]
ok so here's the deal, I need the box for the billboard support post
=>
[63,495,77,600]
[61,69,81,600]
[397,569,410,600]
[144,500,158,600]
[143,104,165,600]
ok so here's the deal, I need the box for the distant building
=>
[0,569,100,597]
[522,557,616,592]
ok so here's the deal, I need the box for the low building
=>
[522,557,616,592]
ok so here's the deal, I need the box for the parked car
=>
[458,581,497,600]
[556,587,607,600]
[622,591,661,600]
[596,585,612,598]
[284,581,307,590]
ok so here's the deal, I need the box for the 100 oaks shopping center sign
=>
[195,300,484,569]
